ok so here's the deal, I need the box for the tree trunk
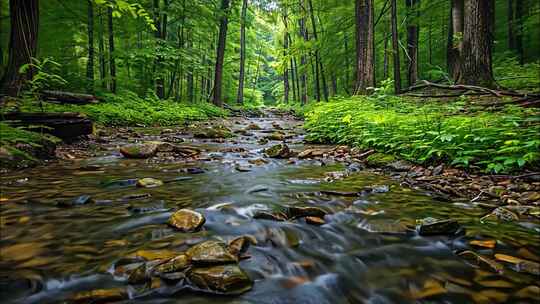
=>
[383,18,390,79]
[428,15,433,65]
[307,0,325,102]
[237,0,248,105]
[98,7,106,89]
[508,0,524,64]
[1,0,39,97]
[213,0,230,107]
[458,0,495,87]
[282,7,290,103]
[107,7,116,93]
[390,0,401,93]
[299,4,309,104]
[354,0,375,94]
[447,0,464,82]
[406,0,419,86]
[514,0,523,64]
[154,0,165,99]
[86,0,95,93]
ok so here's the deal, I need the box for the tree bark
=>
[383,18,390,79]
[447,0,464,82]
[354,0,375,95]
[86,0,95,93]
[98,7,106,89]
[390,0,401,93]
[1,0,39,97]
[107,7,116,93]
[307,0,325,101]
[237,0,248,105]
[406,0,419,86]
[213,0,230,107]
[299,3,309,104]
[458,0,495,87]
[508,0,524,64]
[282,6,290,103]
[154,0,165,99]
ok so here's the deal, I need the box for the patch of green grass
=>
[303,96,540,173]
[21,91,230,126]
[0,122,60,161]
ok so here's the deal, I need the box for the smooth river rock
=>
[265,144,290,158]
[417,218,461,236]
[120,143,158,159]
[167,209,206,232]
[186,241,237,265]
[188,265,253,295]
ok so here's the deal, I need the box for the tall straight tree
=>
[1,0,39,96]
[86,0,95,93]
[354,0,375,95]
[282,6,290,103]
[154,0,164,99]
[447,0,464,82]
[237,0,248,105]
[308,0,328,101]
[508,0,524,64]
[98,7,106,89]
[405,0,419,86]
[458,0,495,87]
[107,7,116,93]
[213,0,230,107]
[390,0,401,93]
[298,1,309,104]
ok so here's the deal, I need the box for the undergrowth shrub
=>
[304,97,540,173]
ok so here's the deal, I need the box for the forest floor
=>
[1,109,539,303]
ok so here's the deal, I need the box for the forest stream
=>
[1,111,539,304]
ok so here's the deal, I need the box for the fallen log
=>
[1,112,94,139]
[403,80,540,99]
[41,90,100,104]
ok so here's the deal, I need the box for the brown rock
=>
[186,241,237,265]
[305,216,325,225]
[167,209,205,232]
[188,265,252,295]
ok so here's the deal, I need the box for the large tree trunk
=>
[1,0,39,97]
[299,4,309,104]
[458,0,495,87]
[213,0,230,107]
[237,0,248,105]
[107,7,116,93]
[354,0,375,95]
[98,7,106,89]
[154,0,165,99]
[406,0,419,86]
[86,0,95,93]
[383,18,390,79]
[307,0,323,102]
[447,0,464,82]
[390,0,401,93]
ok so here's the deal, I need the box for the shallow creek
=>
[1,112,539,303]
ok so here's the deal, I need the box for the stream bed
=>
[1,112,539,303]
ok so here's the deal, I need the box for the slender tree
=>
[213,0,230,107]
[86,0,95,93]
[1,0,40,96]
[107,7,116,93]
[98,7,106,89]
[390,0,401,93]
[508,0,524,64]
[447,0,464,82]
[354,0,375,94]
[406,0,419,86]
[298,1,309,104]
[458,0,495,87]
[282,5,290,103]
[237,0,248,104]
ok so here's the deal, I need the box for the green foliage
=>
[494,55,540,91]
[303,97,540,173]
[19,57,67,102]
[0,122,60,161]
[22,91,229,127]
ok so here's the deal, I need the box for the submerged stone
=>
[193,127,233,139]
[253,211,288,221]
[120,143,158,159]
[228,235,257,257]
[188,265,253,295]
[128,264,149,285]
[305,216,325,225]
[265,144,290,158]
[186,241,237,265]
[417,218,461,236]
[167,209,205,232]
[153,254,190,275]
[287,206,327,219]
[136,178,164,188]
[70,288,127,304]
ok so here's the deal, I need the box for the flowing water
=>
[1,112,539,303]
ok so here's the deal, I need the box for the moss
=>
[365,153,397,167]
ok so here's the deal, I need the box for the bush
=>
[303,97,540,173]
[21,91,229,126]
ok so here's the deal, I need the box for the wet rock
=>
[494,254,540,275]
[265,132,285,141]
[258,138,269,145]
[481,207,519,222]
[127,201,166,214]
[253,211,288,221]
[417,218,461,236]
[188,265,252,295]
[136,178,164,188]
[458,251,504,273]
[514,286,540,301]
[167,209,205,232]
[287,206,327,219]
[69,288,127,304]
[305,216,325,225]
[128,264,149,285]
[128,249,180,261]
[185,167,205,174]
[57,195,93,207]
[235,165,252,172]
[228,235,257,257]
[324,171,349,182]
[298,148,328,159]
[120,143,158,159]
[265,144,290,158]
[365,153,396,167]
[469,240,496,249]
[245,123,261,130]
[272,122,282,129]
[186,241,237,265]
[248,158,268,166]
[193,126,233,139]
[153,254,190,275]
